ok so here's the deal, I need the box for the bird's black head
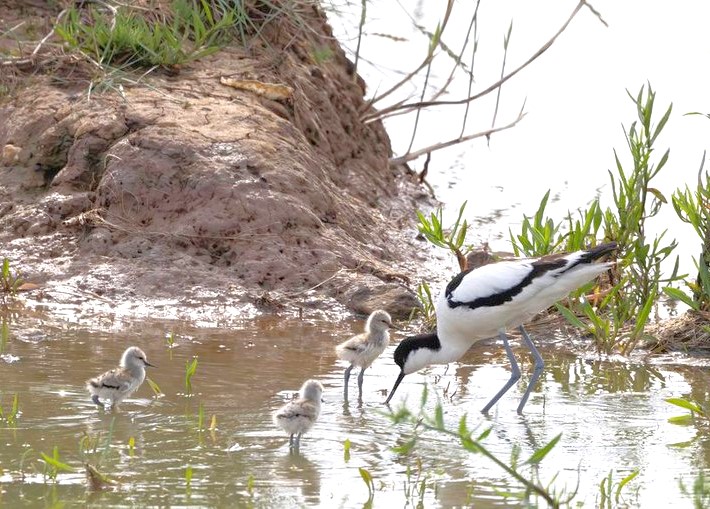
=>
[386,332,441,405]
[393,332,441,370]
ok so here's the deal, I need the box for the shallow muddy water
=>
[1,313,709,508]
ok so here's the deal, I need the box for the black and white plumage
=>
[335,310,394,401]
[385,242,617,414]
[273,379,324,449]
[86,346,156,410]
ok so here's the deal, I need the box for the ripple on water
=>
[0,315,707,507]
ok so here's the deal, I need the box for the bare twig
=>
[390,109,526,166]
[363,0,454,110]
[490,21,513,143]
[364,0,599,123]
[352,0,367,78]
[459,0,481,138]
[31,8,67,57]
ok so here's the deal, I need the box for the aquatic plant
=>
[665,397,708,425]
[146,377,163,398]
[598,469,640,508]
[41,446,75,482]
[388,387,577,507]
[0,258,23,298]
[185,464,193,493]
[128,436,135,456]
[185,356,198,395]
[343,438,351,462]
[416,201,471,271]
[0,393,19,426]
[358,467,375,507]
[679,471,710,508]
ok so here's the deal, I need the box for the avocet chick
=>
[336,309,395,401]
[273,379,324,449]
[86,346,155,410]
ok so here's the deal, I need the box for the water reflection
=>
[0,313,709,507]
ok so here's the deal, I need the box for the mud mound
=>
[0,5,427,321]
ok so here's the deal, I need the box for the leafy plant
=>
[509,190,563,257]
[416,201,471,271]
[549,84,681,354]
[665,158,710,311]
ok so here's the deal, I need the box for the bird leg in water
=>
[343,365,354,400]
[357,368,366,399]
[481,330,521,414]
[517,325,544,414]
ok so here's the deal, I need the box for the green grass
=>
[55,0,238,69]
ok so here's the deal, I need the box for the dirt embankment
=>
[0,4,431,323]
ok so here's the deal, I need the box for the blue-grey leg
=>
[516,325,544,415]
[295,433,302,449]
[289,434,294,448]
[91,395,101,406]
[481,330,521,414]
[344,365,353,400]
[357,368,366,399]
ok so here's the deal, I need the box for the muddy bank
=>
[0,4,431,323]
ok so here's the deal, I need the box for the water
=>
[1,312,709,507]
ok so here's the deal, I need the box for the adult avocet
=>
[336,309,395,401]
[86,346,156,410]
[385,242,617,414]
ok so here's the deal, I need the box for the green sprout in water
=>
[185,356,198,394]
[0,393,20,426]
[185,465,193,493]
[358,467,375,507]
[343,438,351,462]
[41,446,75,482]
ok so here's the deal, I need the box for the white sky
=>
[329,0,710,262]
